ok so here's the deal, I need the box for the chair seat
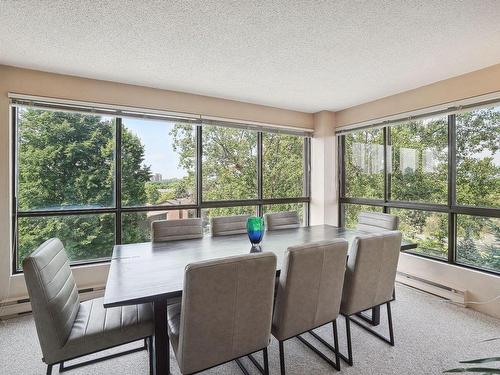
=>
[167,303,182,356]
[53,297,154,363]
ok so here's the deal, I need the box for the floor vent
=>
[396,272,466,304]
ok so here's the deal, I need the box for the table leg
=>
[153,298,170,375]
[371,306,381,326]
[355,306,381,326]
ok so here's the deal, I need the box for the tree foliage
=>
[17,109,151,268]
[16,111,307,266]
[170,124,306,228]
[344,107,499,271]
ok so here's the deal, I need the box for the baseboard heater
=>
[396,271,466,305]
[0,286,105,319]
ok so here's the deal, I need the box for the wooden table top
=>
[103,225,416,308]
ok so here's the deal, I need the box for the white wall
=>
[398,254,500,318]
[310,111,338,226]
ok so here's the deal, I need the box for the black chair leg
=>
[387,302,395,346]
[262,347,269,375]
[345,316,353,366]
[46,364,53,375]
[148,336,154,375]
[332,321,341,371]
[279,341,286,375]
[59,362,64,372]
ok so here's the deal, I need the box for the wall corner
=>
[310,110,338,226]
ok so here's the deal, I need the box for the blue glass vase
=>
[247,216,264,248]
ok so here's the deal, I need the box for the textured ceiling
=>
[1,0,500,113]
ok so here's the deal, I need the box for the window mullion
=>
[196,124,203,218]
[12,106,19,273]
[338,135,346,227]
[257,131,263,216]
[115,117,122,245]
[448,114,457,264]
[384,126,391,213]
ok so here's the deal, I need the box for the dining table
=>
[103,224,416,375]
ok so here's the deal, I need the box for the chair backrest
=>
[356,212,399,232]
[264,211,300,231]
[341,231,402,315]
[273,240,348,341]
[23,238,80,358]
[211,215,250,237]
[176,253,277,374]
[151,218,203,242]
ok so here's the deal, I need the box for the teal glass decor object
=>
[247,216,265,246]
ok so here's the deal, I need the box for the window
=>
[122,118,196,207]
[13,105,310,272]
[15,108,117,269]
[390,208,448,260]
[263,133,306,198]
[344,128,384,199]
[202,125,257,201]
[17,214,115,270]
[340,103,500,274]
[390,116,448,204]
[17,108,116,211]
[456,215,499,272]
[456,106,500,208]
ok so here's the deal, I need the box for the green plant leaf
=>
[444,368,500,374]
[460,358,500,365]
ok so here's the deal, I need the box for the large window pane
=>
[263,203,306,226]
[456,106,500,208]
[17,108,115,211]
[391,208,448,259]
[390,116,448,203]
[344,204,383,229]
[202,125,257,201]
[456,215,499,272]
[201,206,258,234]
[122,118,196,207]
[263,133,305,198]
[344,129,384,199]
[121,209,197,244]
[17,214,115,270]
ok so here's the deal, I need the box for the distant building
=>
[146,198,195,224]
[152,173,163,182]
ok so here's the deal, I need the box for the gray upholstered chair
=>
[272,240,349,374]
[264,211,300,231]
[338,231,402,366]
[23,238,154,375]
[151,218,203,242]
[210,214,250,236]
[356,212,399,232]
[167,252,277,375]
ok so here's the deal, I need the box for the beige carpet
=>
[0,284,499,375]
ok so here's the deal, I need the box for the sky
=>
[123,117,189,179]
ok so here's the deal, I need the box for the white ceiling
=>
[1,1,500,113]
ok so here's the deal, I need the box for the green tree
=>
[17,109,150,268]
[344,128,384,200]
[170,125,306,229]
[344,108,499,270]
